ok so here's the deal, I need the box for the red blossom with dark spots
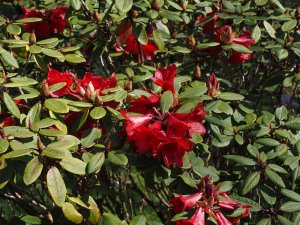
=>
[47,67,77,98]
[151,64,177,94]
[170,176,250,225]
[22,6,68,39]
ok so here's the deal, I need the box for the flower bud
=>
[186,36,196,49]
[29,31,36,45]
[37,136,44,152]
[124,81,132,91]
[92,11,101,22]
[220,26,235,44]
[41,80,50,97]
[297,7,300,18]
[152,0,160,11]
[96,95,103,106]
[132,10,139,18]
[194,64,201,80]
[207,74,220,97]
[79,86,86,96]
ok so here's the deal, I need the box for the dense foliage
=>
[0,0,299,224]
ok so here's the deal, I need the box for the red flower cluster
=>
[170,176,250,225]
[121,65,207,167]
[46,68,116,100]
[22,6,68,39]
[214,26,255,64]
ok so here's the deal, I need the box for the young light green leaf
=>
[62,202,83,224]
[160,90,173,113]
[263,21,276,38]
[47,167,67,207]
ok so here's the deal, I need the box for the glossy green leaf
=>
[160,90,173,113]
[242,172,261,195]
[45,99,69,114]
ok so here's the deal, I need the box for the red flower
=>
[0,114,15,127]
[120,110,153,137]
[173,103,207,137]
[166,114,190,137]
[22,6,68,39]
[170,176,250,225]
[47,67,77,97]
[170,192,203,214]
[128,121,165,155]
[158,137,193,167]
[129,90,160,114]
[124,33,158,61]
[196,5,219,34]
[177,207,205,225]
[151,64,177,94]
[228,33,255,64]
[207,74,220,97]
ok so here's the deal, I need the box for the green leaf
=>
[23,156,43,185]
[222,0,235,11]
[43,148,71,159]
[29,45,43,54]
[2,39,29,45]
[160,90,173,113]
[179,172,197,188]
[281,189,300,202]
[3,126,35,138]
[133,24,148,45]
[285,117,300,130]
[102,213,123,225]
[108,152,128,166]
[45,99,69,114]
[88,196,101,225]
[3,148,33,159]
[277,215,294,225]
[153,30,165,51]
[3,92,20,119]
[251,25,261,44]
[87,152,105,174]
[263,21,276,38]
[219,92,244,101]
[6,24,21,35]
[15,17,42,23]
[257,218,272,225]
[197,42,220,49]
[0,139,9,154]
[59,157,87,175]
[42,48,64,59]
[230,195,262,212]
[260,189,276,205]
[265,167,285,188]
[230,44,252,54]
[62,202,83,224]
[0,47,19,68]
[280,201,300,212]
[48,135,80,149]
[130,215,147,225]
[242,172,261,195]
[268,164,287,174]
[36,38,59,45]
[255,0,268,5]
[81,128,102,148]
[70,0,82,10]
[115,0,133,14]
[90,107,106,120]
[224,155,256,166]
[275,106,288,121]
[47,167,67,207]
[255,138,280,146]
[65,54,86,63]
[281,19,297,32]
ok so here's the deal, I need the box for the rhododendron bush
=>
[0,0,299,224]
